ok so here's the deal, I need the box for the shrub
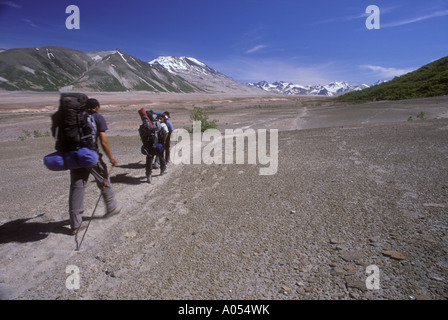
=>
[416,111,426,120]
[18,129,50,140]
[184,107,218,132]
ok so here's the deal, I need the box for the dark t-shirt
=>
[90,112,107,147]
[92,112,108,132]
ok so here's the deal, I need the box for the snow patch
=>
[22,66,36,74]
[91,55,102,61]
[186,57,207,67]
[116,50,136,70]
[149,56,215,77]
[46,48,55,60]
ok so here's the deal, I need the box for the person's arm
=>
[98,131,118,166]
[167,120,174,133]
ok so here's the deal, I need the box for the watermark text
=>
[366,5,380,29]
[66,5,80,30]
[171,122,278,175]
[65,265,80,290]
[366,264,380,290]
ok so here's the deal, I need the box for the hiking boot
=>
[161,168,168,175]
[146,174,152,184]
[104,204,122,218]
[70,222,87,235]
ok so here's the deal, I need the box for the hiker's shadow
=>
[110,173,146,185]
[116,162,145,170]
[0,214,73,244]
[111,162,147,185]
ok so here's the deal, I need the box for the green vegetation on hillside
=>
[338,56,448,102]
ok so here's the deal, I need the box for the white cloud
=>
[246,45,267,54]
[383,9,448,28]
[0,1,22,8]
[361,65,415,79]
[314,12,367,25]
[21,18,38,28]
[314,6,396,25]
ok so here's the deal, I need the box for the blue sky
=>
[0,0,447,85]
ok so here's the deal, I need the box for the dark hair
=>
[86,98,100,110]
[164,111,170,117]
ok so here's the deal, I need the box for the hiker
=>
[69,98,122,234]
[164,111,174,163]
[140,110,168,183]
[158,112,170,161]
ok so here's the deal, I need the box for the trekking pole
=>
[75,166,114,251]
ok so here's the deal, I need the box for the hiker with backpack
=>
[164,111,174,163]
[49,96,122,235]
[138,109,168,183]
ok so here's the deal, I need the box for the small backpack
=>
[138,108,161,154]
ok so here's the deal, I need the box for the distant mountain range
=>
[248,80,371,97]
[4,46,444,101]
[0,46,371,95]
[150,56,371,96]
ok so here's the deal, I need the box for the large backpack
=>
[138,108,161,155]
[51,93,97,152]
[43,93,98,171]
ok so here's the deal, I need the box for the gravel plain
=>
[0,93,447,301]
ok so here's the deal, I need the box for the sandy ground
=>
[0,92,447,301]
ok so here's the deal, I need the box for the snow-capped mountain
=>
[248,80,370,97]
[0,46,372,96]
[149,56,261,94]
[149,56,213,75]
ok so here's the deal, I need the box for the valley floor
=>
[0,93,447,302]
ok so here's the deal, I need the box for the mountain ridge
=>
[0,46,369,96]
[5,46,442,100]
[0,47,209,93]
[337,55,448,101]
[248,80,370,97]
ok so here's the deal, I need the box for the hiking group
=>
[44,93,174,238]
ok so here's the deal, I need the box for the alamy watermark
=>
[366,5,380,30]
[66,5,380,31]
[366,264,380,290]
[66,5,80,30]
[65,265,80,290]
[64,264,380,292]
[171,121,279,176]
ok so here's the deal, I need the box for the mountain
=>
[0,46,202,92]
[149,56,260,94]
[248,80,370,97]
[337,56,448,102]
